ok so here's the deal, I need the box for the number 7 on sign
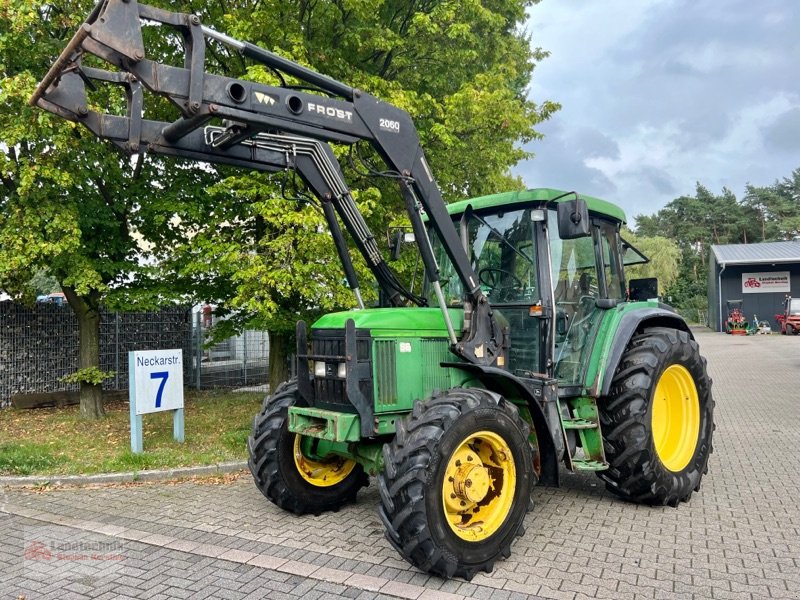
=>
[150,371,169,408]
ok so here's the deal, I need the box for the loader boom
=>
[30,0,503,365]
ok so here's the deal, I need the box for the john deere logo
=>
[254,91,276,106]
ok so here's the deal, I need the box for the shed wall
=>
[709,263,800,331]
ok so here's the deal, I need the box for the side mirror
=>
[557,199,591,239]
[629,277,658,301]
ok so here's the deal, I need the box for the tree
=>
[622,227,680,293]
[742,169,800,241]
[157,0,559,388]
[0,0,217,418]
[4,0,557,402]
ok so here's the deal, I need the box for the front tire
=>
[248,380,368,515]
[378,389,535,579]
[598,328,714,506]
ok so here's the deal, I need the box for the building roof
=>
[711,241,800,266]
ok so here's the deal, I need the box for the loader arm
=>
[29,0,503,366]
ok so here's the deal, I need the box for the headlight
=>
[314,361,326,377]
[337,362,347,378]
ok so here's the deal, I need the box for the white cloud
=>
[517,0,800,223]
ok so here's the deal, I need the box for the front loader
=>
[31,0,715,580]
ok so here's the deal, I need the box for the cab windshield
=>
[789,298,800,315]
[428,206,540,306]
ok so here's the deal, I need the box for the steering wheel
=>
[478,268,523,301]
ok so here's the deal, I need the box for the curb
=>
[0,461,247,487]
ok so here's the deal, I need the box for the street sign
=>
[128,349,185,453]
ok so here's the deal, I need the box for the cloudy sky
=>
[517,0,800,225]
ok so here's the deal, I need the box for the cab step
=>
[558,396,609,472]
[561,418,597,430]
[572,459,608,471]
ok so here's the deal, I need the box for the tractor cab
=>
[429,188,627,386]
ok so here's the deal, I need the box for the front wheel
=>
[248,380,368,515]
[598,328,714,506]
[378,388,535,579]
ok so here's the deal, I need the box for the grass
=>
[0,390,263,476]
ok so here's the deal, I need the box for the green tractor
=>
[32,0,714,580]
[250,188,714,578]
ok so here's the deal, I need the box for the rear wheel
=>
[248,380,368,515]
[378,388,535,579]
[598,328,714,506]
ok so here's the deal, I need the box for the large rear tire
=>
[378,388,535,579]
[248,380,368,515]
[598,328,714,506]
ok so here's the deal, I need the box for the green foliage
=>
[742,168,800,242]
[3,0,556,388]
[622,227,680,293]
[29,269,60,296]
[634,168,800,314]
[161,0,557,337]
[60,367,116,386]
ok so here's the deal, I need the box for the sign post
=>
[128,349,185,453]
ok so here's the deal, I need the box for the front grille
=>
[310,329,371,412]
[374,340,397,407]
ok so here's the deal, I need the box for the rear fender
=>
[596,307,692,397]
[443,363,560,487]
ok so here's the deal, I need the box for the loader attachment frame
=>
[30,0,504,365]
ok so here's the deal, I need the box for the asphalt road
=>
[2,330,799,600]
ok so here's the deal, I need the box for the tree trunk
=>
[63,287,105,420]
[268,330,292,393]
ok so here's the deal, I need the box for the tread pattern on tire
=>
[248,379,368,515]
[378,388,535,580]
[598,327,714,507]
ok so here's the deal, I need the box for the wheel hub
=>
[293,435,356,487]
[441,431,516,541]
[452,463,491,504]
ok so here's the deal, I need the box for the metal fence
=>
[190,310,270,391]
[0,302,270,408]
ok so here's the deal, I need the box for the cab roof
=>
[445,188,627,224]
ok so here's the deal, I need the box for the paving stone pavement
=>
[2,330,799,600]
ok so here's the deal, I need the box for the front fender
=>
[443,363,560,487]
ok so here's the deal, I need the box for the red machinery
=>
[776,297,800,335]
[724,300,750,335]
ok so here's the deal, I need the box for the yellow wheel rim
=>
[293,435,356,487]
[441,430,516,542]
[651,364,700,472]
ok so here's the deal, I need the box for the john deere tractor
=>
[32,0,714,580]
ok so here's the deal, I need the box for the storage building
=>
[708,241,800,332]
